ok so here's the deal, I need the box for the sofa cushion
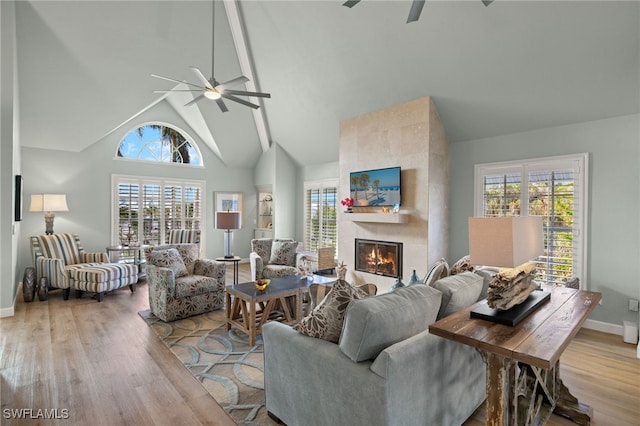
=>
[423,258,449,286]
[146,248,188,278]
[450,254,474,275]
[269,240,298,266]
[339,285,443,362]
[293,279,367,343]
[433,271,483,320]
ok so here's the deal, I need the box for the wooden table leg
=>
[249,299,257,347]
[484,352,515,426]
[225,292,232,330]
[553,364,593,425]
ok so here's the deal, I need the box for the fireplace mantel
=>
[344,212,409,224]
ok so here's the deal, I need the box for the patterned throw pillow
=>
[146,248,188,278]
[269,240,298,266]
[423,258,449,287]
[450,255,475,275]
[293,280,368,343]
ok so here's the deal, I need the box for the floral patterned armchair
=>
[144,244,225,322]
[249,238,304,281]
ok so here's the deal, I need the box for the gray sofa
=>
[263,272,487,426]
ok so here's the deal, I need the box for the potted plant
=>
[341,197,354,213]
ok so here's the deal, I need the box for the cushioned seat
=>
[30,233,138,302]
[144,244,225,322]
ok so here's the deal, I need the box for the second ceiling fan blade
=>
[223,89,271,98]
[217,75,250,89]
[407,0,425,23]
[190,66,214,89]
[343,0,360,7]
[221,93,260,109]
[152,74,206,90]
[184,93,206,106]
[215,98,228,112]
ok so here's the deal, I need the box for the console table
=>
[429,286,601,426]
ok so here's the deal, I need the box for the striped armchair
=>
[168,229,201,244]
[30,233,138,302]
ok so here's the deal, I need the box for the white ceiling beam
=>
[224,0,271,153]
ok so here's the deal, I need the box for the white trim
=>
[224,0,271,153]
[0,290,17,318]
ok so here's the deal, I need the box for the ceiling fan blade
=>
[154,90,204,93]
[217,75,249,89]
[189,66,214,89]
[406,0,425,23]
[343,0,360,8]
[481,0,494,6]
[216,98,229,113]
[223,89,271,98]
[151,74,206,90]
[184,93,206,106]
[221,93,260,109]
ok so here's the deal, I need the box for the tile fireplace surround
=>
[338,96,449,293]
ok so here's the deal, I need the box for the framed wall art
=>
[214,191,243,226]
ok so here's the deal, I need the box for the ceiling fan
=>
[343,0,494,23]
[152,1,270,112]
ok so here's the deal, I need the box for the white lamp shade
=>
[216,211,241,230]
[29,194,69,212]
[469,216,543,268]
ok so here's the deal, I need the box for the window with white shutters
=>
[474,154,588,287]
[304,180,338,253]
[113,175,204,246]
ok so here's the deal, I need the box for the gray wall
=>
[449,114,640,328]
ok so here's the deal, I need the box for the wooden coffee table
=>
[226,275,332,346]
[429,286,601,426]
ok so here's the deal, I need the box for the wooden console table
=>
[429,287,601,426]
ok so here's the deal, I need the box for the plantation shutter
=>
[304,180,338,254]
[475,154,587,287]
[112,175,204,246]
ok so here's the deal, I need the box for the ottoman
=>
[67,263,139,302]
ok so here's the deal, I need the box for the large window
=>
[116,123,202,166]
[112,175,204,246]
[474,154,588,287]
[304,180,338,253]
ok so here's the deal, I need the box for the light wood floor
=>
[2,263,639,425]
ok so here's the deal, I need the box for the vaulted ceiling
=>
[15,1,640,168]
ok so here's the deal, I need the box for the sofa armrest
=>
[80,252,109,263]
[193,258,226,280]
[370,330,486,426]
[146,264,176,295]
[263,322,385,426]
[36,257,66,287]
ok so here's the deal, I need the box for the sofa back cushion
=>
[339,285,442,362]
[35,233,82,265]
[432,271,483,320]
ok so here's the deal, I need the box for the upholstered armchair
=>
[144,243,225,322]
[249,238,303,281]
[30,233,138,301]
[168,229,201,244]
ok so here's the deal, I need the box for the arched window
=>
[117,123,202,166]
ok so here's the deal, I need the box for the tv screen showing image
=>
[349,166,401,207]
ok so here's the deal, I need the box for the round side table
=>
[215,256,241,284]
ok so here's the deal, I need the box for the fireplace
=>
[355,238,403,278]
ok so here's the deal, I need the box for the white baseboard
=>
[583,318,623,335]
[0,287,17,318]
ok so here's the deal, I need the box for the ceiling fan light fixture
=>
[204,90,221,100]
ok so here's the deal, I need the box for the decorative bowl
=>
[255,279,270,291]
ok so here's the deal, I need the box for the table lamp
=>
[30,194,69,235]
[216,211,241,258]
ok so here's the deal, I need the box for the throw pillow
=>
[423,258,449,286]
[269,240,298,266]
[339,285,443,362]
[293,280,368,343]
[146,248,188,278]
[432,271,483,319]
[450,254,474,275]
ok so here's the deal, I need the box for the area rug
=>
[138,309,276,426]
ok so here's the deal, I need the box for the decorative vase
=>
[37,277,49,301]
[390,277,405,291]
[22,267,36,303]
[345,207,352,213]
[407,269,420,286]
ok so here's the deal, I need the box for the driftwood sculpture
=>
[487,262,538,310]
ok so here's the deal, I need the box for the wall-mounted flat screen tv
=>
[349,166,401,207]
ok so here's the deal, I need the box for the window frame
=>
[303,178,339,255]
[474,153,589,288]
[115,121,204,167]
[111,174,205,247]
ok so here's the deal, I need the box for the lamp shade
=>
[29,194,69,212]
[216,211,241,230]
[469,216,543,268]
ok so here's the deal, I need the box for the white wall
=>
[449,114,640,329]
